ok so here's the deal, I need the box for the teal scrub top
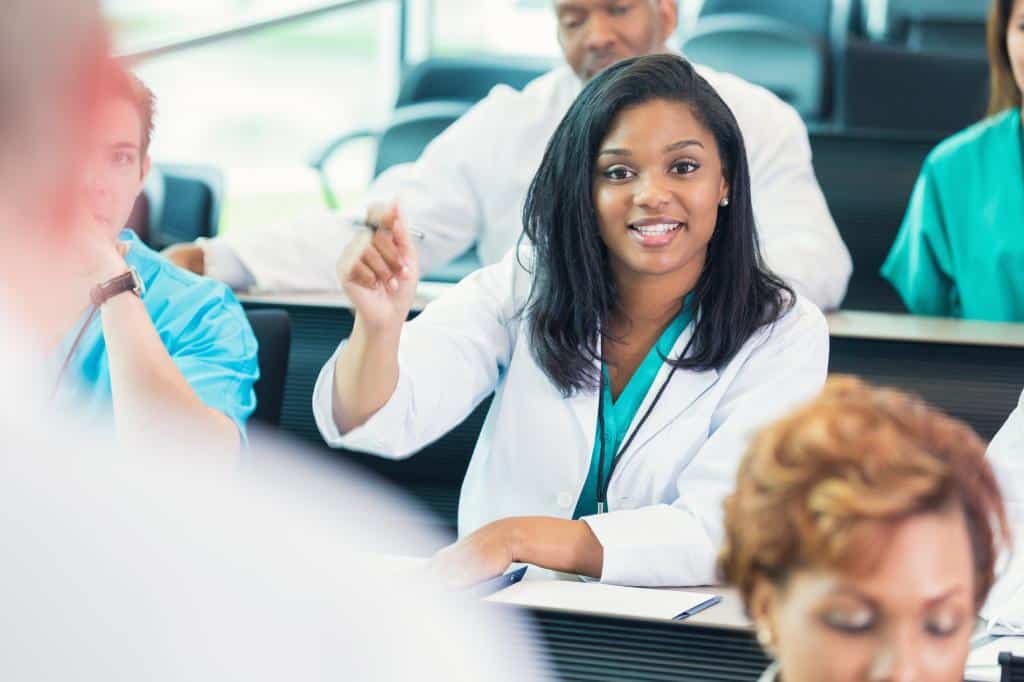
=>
[573,301,695,519]
[881,108,1024,321]
[53,230,259,439]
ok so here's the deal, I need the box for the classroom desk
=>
[521,590,764,682]
[827,311,1024,439]
[376,554,763,682]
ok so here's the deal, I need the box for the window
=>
[103,1,400,233]
[429,0,561,58]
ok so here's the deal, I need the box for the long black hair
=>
[521,53,793,396]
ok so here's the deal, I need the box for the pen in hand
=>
[352,220,427,241]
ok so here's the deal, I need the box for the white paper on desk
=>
[485,580,718,621]
[964,636,1024,682]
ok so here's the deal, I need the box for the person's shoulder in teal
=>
[58,229,259,442]
[125,229,260,436]
[881,107,1024,321]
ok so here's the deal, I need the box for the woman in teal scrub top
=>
[313,55,829,588]
[882,0,1024,321]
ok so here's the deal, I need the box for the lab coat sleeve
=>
[312,248,528,458]
[210,208,360,292]
[880,157,958,317]
[582,298,830,587]
[988,390,1024,524]
[983,399,1024,630]
[205,86,520,291]
[749,103,852,311]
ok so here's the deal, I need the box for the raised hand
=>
[336,203,420,332]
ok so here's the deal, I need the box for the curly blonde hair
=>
[719,376,1009,611]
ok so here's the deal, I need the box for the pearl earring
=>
[720,197,730,207]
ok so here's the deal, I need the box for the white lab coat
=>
[210,59,852,309]
[312,249,830,587]
[977,390,1024,632]
[989,391,1024,523]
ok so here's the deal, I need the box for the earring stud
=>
[720,198,730,207]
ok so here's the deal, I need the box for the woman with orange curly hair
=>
[719,377,1010,682]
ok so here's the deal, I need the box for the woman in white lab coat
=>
[313,54,829,587]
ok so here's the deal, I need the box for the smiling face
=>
[554,0,677,82]
[751,509,976,682]
[593,98,728,290]
[82,95,150,239]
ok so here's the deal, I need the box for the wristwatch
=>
[90,267,145,306]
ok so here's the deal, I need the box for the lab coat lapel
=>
[619,327,719,460]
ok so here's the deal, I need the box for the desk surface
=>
[372,555,750,631]
[827,310,1024,348]
[242,288,1024,349]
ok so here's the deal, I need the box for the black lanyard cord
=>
[51,303,99,400]
[595,335,695,513]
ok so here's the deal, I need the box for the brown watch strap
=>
[90,269,142,306]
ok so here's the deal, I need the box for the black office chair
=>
[830,0,989,133]
[393,55,553,108]
[682,13,830,120]
[307,57,550,283]
[126,162,224,250]
[698,0,832,35]
[245,309,292,427]
[1000,651,1024,682]
[308,56,552,208]
[808,125,943,312]
[308,100,471,209]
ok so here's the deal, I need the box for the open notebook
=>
[484,574,721,622]
[368,556,722,622]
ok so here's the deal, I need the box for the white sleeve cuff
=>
[582,504,718,587]
[197,237,257,291]
[311,342,418,459]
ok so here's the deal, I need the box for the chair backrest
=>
[683,13,829,119]
[808,125,943,311]
[839,36,988,132]
[373,100,472,178]
[828,0,989,133]
[127,162,223,249]
[395,56,553,108]
[699,0,832,35]
[868,0,989,53]
[245,309,292,427]
[999,650,1024,681]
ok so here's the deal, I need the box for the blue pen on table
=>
[672,594,723,621]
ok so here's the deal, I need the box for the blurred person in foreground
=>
[719,377,1009,682]
[0,2,546,679]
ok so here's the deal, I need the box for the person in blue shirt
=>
[52,63,257,452]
